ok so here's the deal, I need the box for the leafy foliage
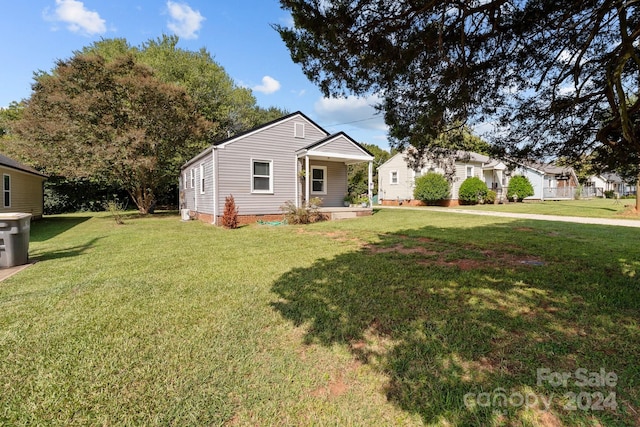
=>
[485,190,497,204]
[458,177,489,205]
[413,172,450,205]
[81,36,288,140]
[347,143,390,197]
[507,176,534,202]
[43,177,129,214]
[281,197,325,224]
[12,53,209,214]
[222,195,239,229]
[277,1,640,209]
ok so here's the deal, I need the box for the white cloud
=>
[166,1,205,39]
[253,76,281,95]
[314,95,388,131]
[47,0,106,35]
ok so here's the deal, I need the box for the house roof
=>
[0,153,47,178]
[600,172,622,183]
[299,131,374,157]
[182,111,329,168]
[520,161,574,175]
[213,111,328,147]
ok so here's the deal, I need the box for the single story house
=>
[0,153,47,219]
[512,162,579,200]
[180,111,374,224]
[378,149,579,204]
[584,173,636,197]
[378,150,509,206]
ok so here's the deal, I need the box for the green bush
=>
[484,190,497,204]
[507,175,534,201]
[413,172,450,205]
[281,197,325,224]
[458,177,488,204]
[604,190,615,199]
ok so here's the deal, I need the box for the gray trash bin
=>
[0,213,32,268]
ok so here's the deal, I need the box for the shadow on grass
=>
[31,216,92,242]
[271,220,639,425]
[31,237,103,262]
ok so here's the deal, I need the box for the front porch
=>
[318,206,373,220]
[295,132,375,209]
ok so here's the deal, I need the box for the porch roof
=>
[296,132,374,165]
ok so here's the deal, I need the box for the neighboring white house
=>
[378,149,579,205]
[378,150,509,205]
[512,162,579,200]
[180,111,374,224]
[584,173,636,197]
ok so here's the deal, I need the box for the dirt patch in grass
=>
[364,239,544,271]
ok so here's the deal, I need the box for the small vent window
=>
[294,122,305,138]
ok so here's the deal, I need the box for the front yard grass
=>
[0,210,638,426]
[454,197,639,219]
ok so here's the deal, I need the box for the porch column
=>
[305,155,310,206]
[368,160,373,206]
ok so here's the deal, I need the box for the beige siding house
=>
[180,112,374,224]
[0,154,47,219]
[378,150,507,205]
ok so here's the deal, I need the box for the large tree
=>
[277,0,640,210]
[81,36,287,140]
[12,53,210,214]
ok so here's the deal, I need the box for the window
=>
[466,166,474,178]
[294,122,305,138]
[311,166,327,194]
[183,172,187,189]
[200,163,205,194]
[2,174,9,208]
[390,170,398,185]
[190,168,195,189]
[252,160,272,193]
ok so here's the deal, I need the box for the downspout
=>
[305,155,310,206]
[294,155,299,208]
[368,161,373,206]
[212,148,217,225]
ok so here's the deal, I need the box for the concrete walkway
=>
[377,205,640,228]
[0,263,34,282]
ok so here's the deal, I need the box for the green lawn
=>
[0,210,638,426]
[452,198,639,219]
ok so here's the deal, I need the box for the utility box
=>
[0,213,32,268]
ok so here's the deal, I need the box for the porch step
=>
[331,211,358,220]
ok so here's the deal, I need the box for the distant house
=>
[378,150,509,205]
[180,112,374,224]
[378,149,579,204]
[0,154,47,219]
[584,173,636,197]
[512,162,579,200]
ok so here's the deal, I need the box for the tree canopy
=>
[7,36,287,213]
[277,0,640,207]
[12,53,210,214]
[81,36,287,140]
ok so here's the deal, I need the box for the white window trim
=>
[390,170,399,185]
[2,174,9,208]
[183,172,187,190]
[466,165,474,178]
[251,159,273,194]
[190,168,195,189]
[310,165,327,195]
[199,163,205,194]
[294,122,305,139]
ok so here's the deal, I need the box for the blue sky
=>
[0,0,390,148]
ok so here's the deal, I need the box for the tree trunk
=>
[129,187,155,215]
[636,169,640,212]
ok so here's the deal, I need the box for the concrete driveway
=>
[377,205,640,228]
